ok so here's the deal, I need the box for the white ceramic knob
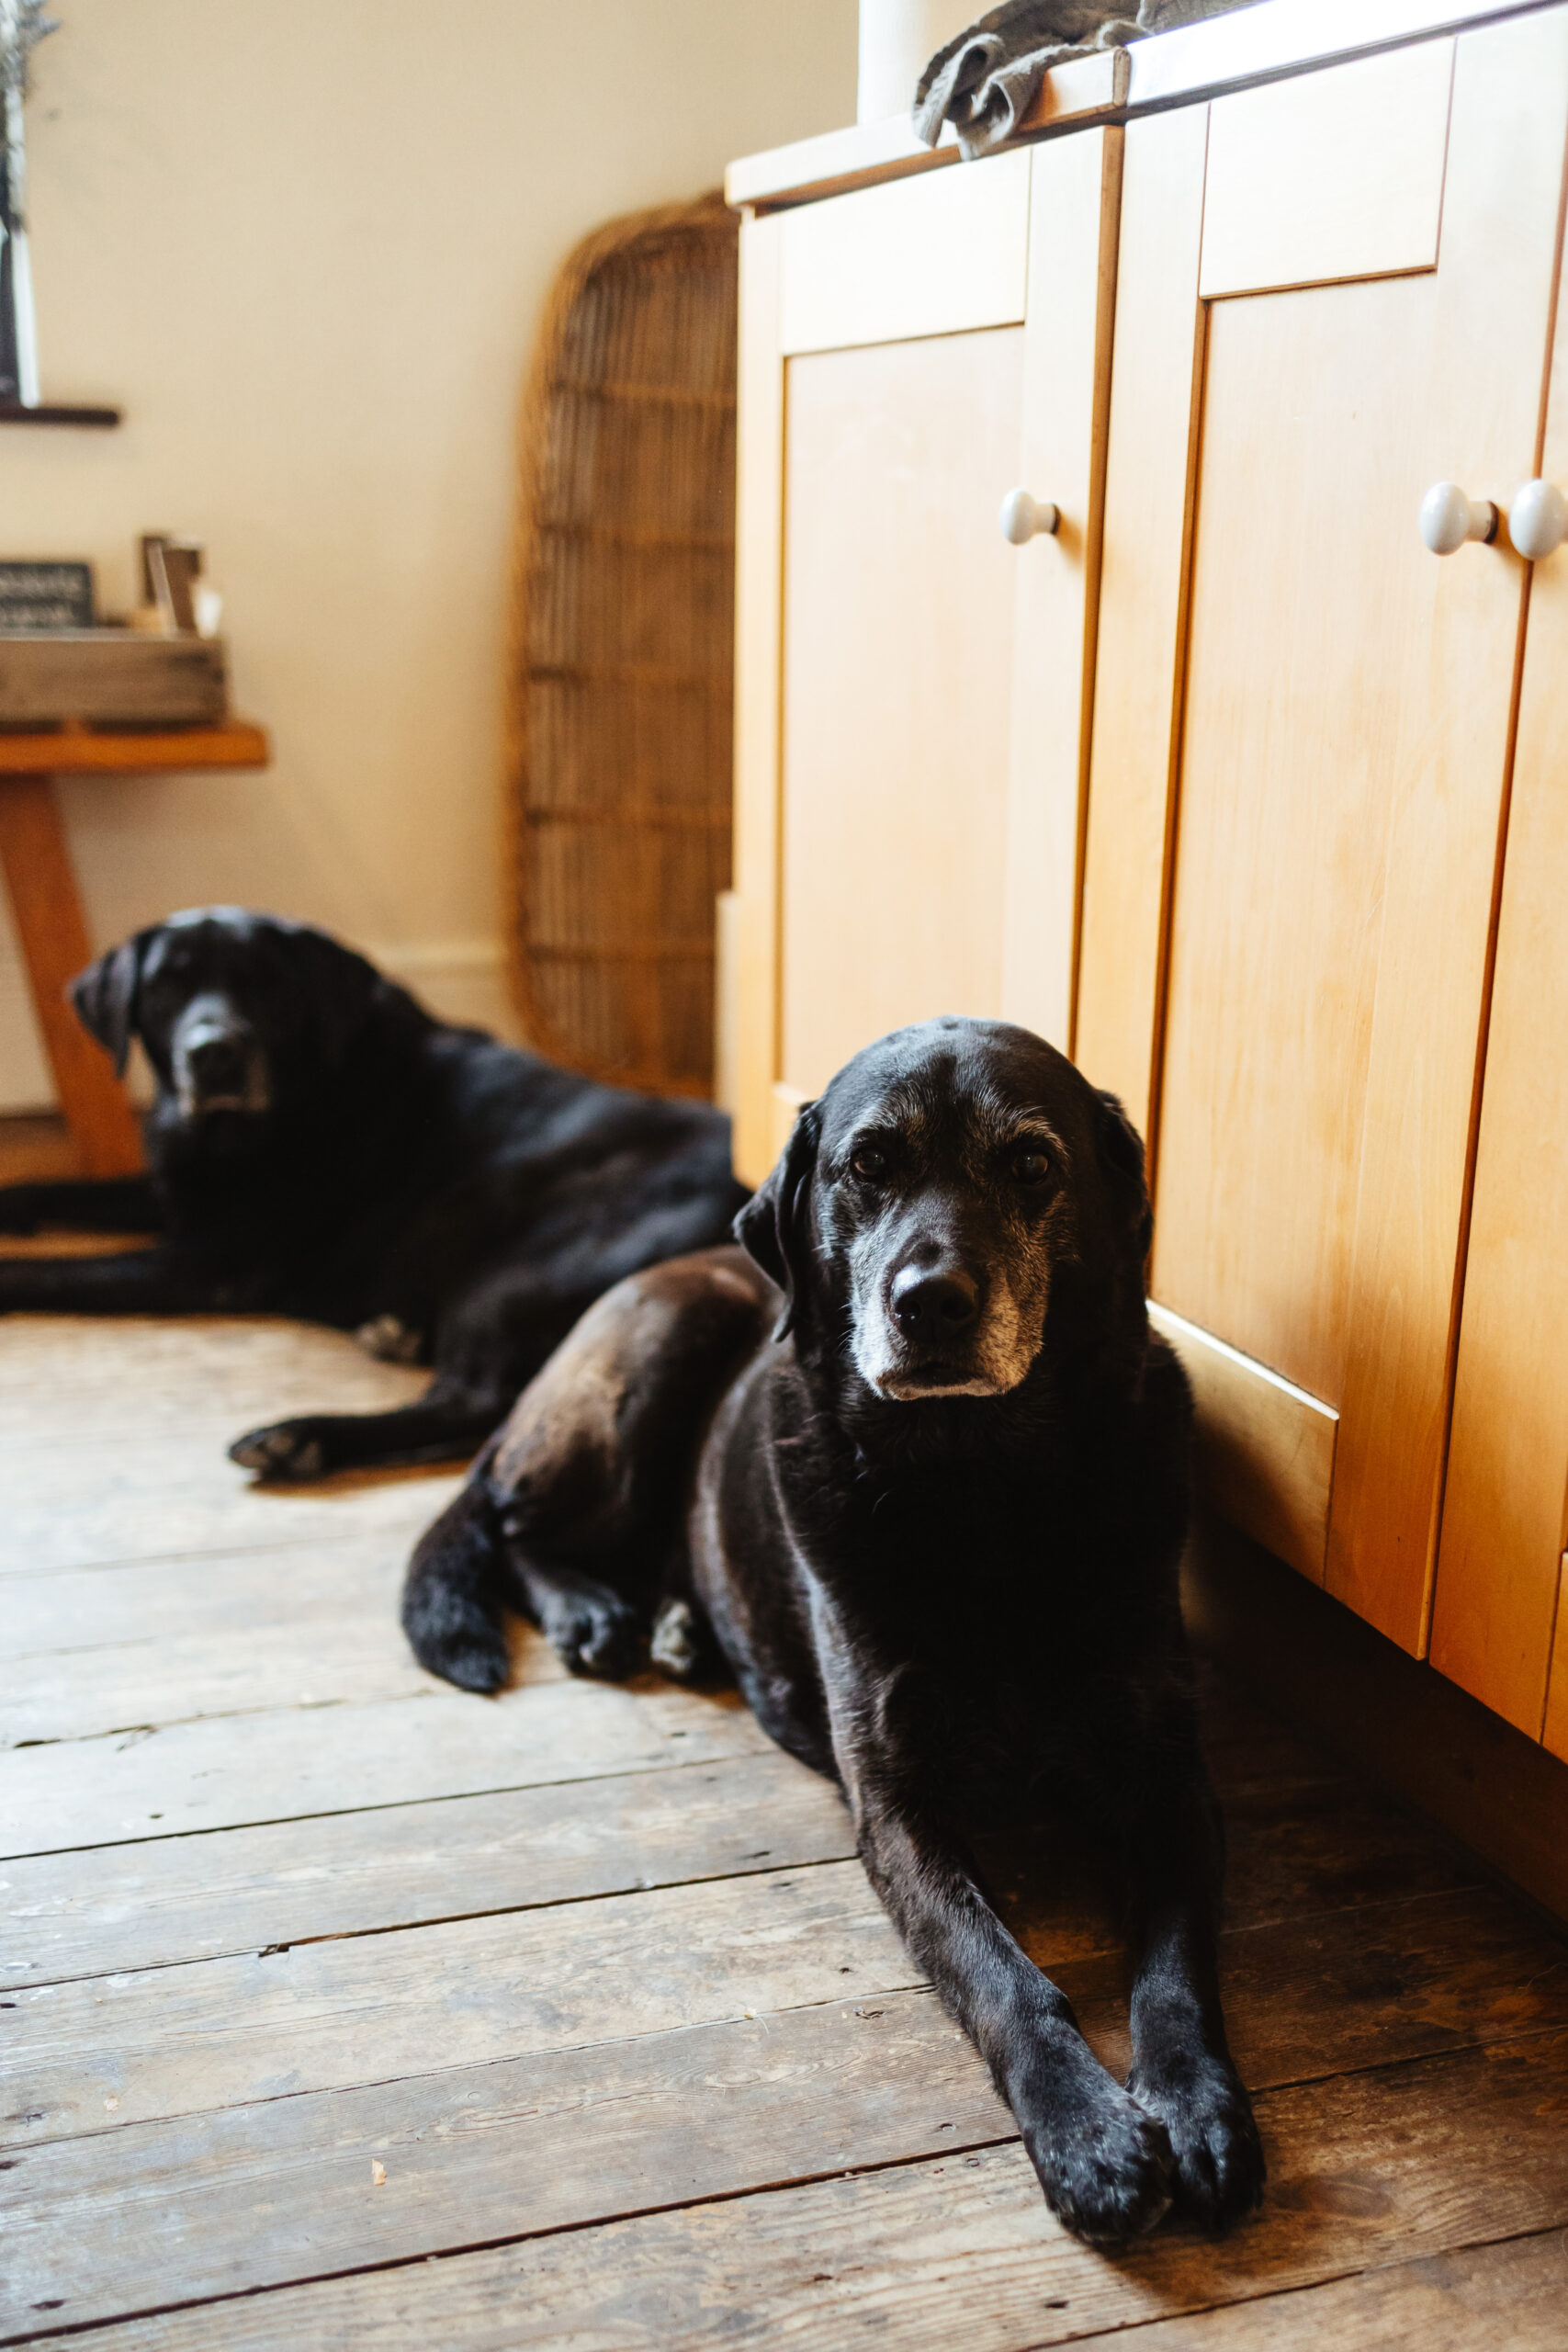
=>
[999,488,1060,545]
[1419,481,1498,556]
[1508,478,1568,562]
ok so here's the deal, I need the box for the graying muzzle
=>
[172,994,270,1115]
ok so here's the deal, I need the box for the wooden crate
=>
[0,632,227,726]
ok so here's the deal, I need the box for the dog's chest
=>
[919,1606,1122,1764]
[841,1486,1173,1798]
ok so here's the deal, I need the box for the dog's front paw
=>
[535,1578,641,1679]
[1018,2053,1174,2245]
[403,1573,509,1692]
[229,1419,328,1480]
[1127,2054,1265,2232]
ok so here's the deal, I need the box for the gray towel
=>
[914,0,1250,158]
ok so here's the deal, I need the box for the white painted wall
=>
[0,0,858,1107]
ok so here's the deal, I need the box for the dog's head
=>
[735,1018,1151,1416]
[72,909,389,1137]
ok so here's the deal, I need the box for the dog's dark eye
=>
[1010,1147,1054,1187]
[850,1142,889,1182]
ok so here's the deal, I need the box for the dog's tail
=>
[401,1440,512,1693]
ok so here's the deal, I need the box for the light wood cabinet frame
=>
[1431,151,1568,1739]
[727,132,1123,1190]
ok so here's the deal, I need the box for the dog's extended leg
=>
[510,1555,644,1679]
[825,1660,1174,2246]
[856,1782,1175,2243]
[398,1450,649,1690]
[231,1285,581,1481]
[0,1176,161,1235]
[1122,1781,1265,2231]
[230,1378,512,1481]
[0,1247,232,1316]
[401,1443,511,1692]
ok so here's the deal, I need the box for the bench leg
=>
[0,773,143,1176]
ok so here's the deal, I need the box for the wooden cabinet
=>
[1077,14,1568,1659]
[1429,228,1568,1748]
[726,0,1568,1770]
[726,130,1121,1188]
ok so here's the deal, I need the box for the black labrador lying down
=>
[0,908,745,1478]
[402,1015,1264,2242]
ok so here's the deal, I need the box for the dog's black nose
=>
[186,1032,250,1091]
[891,1266,979,1345]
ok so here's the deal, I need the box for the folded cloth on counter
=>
[914,0,1250,157]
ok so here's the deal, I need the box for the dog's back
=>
[1,908,747,1478]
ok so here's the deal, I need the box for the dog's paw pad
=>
[229,1423,327,1480]
[650,1598,706,1682]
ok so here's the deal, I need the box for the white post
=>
[0,0,51,408]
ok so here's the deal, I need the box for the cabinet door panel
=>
[1199,38,1453,299]
[1154,272,1437,1412]
[1431,250,1568,1739]
[729,132,1120,1179]
[1081,12,1568,1653]
[778,329,1023,1100]
[779,150,1030,356]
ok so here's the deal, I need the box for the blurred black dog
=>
[401,1016,1264,2243]
[0,907,746,1477]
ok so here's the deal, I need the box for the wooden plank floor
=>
[4,1220,1568,2341]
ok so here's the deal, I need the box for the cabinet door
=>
[727,133,1120,1187]
[1077,16,1568,1654]
[1430,239,1568,1744]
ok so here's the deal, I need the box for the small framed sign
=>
[0,560,95,631]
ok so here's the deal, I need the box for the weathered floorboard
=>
[28,2229,1568,2352]
[0,1681,775,1858]
[0,1451,458,1577]
[5,1306,1563,2352]
[0,1739,1475,1996]
[1066,2226,1568,2349]
[9,2025,1568,2347]
[0,1312,457,1577]
[0,1753,854,1988]
[8,1871,1564,2154]
[0,1311,430,1424]
[1,1537,415,1661]
[3,1609,447,1747]
[0,1988,1008,2331]
[5,1861,918,2145]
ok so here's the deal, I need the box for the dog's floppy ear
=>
[733,1100,821,1341]
[70,937,144,1077]
[1094,1088,1154,1265]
